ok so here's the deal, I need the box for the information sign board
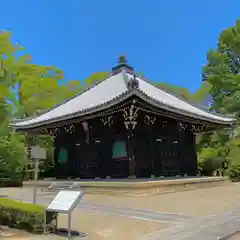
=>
[47,190,84,213]
[31,145,46,159]
[44,190,84,239]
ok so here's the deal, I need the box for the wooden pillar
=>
[105,129,112,178]
[179,131,187,176]
[191,134,198,176]
[149,127,155,177]
[53,142,59,178]
[128,132,135,177]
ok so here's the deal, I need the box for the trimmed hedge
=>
[0,173,23,187]
[0,198,57,233]
[0,179,23,188]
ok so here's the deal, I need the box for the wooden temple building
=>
[12,57,236,179]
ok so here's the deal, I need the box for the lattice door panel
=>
[159,138,181,177]
[77,143,98,178]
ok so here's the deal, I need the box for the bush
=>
[0,198,57,233]
[225,142,240,181]
[227,164,240,181]
[0,131,27,182]
[0,172,23,187]
[0,178,23,187]
[197,147,222,176]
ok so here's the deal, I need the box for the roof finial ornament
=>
[118,55,127,65]
[112,55,134,74]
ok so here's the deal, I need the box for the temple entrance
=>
[111,138,129,177]
[154,137,181,177]
[132,135,152,178]
[110,134,152,178]
[54,146,69,178]
[75,142,99,178]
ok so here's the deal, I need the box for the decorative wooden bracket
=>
[64,124,75,134]
[101,115,113,127]
[144,114,156,125]
[123,102,139,130]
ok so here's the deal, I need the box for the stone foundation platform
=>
[23,176,230,196]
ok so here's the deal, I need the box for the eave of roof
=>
[11,71,132,129]
[11,60,237,130]
[134,76,236,125]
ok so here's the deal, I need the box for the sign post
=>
[44,190,84,239]
[33,159,39,204]
[30,145,46,204]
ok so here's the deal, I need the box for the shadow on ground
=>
[55,228,87,238]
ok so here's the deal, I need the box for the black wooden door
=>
[161,138,180,177]
[154,137,181,177]
[132,136,152,178]
[75,142,98,178]
[153,139,163,177]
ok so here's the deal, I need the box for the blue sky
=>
[0,1,239,92]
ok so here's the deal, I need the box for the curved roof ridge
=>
[12,71,119,123]
[136,74,235,121]
[11,71,130,128]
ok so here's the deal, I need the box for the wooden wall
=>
[53,100,198,178]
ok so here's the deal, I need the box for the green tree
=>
[15,63,82,117]
[0,31,83,180]
[223,126,240,179]
[200,20,240,176]
[0,92,26,179]
[203,20,240,115]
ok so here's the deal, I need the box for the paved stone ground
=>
[140,211,240,240]
[2,184,240,239]
[3,188,192,224]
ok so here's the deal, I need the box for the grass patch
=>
[0,198,44,212]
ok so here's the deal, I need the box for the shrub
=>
[0,178,23,187]
[0,198,57,233]
[0,131,27,183]
[223,140,240,181]
[197,147,222,176]
[227,163,240,181]
[0,172,23,188]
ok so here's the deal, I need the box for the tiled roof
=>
[12,69,236,129]
[136,76,235,124]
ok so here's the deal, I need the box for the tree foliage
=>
[200,20,240,177]
[203,20,240,115]
[155,81,211,108]
[0,31,82,179]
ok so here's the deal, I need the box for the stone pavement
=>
[5,189,192,224]
[3,211,240,240]
[140,210,240,240]
[2,185,240,239]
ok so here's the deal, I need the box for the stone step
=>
[41,182,79,192]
